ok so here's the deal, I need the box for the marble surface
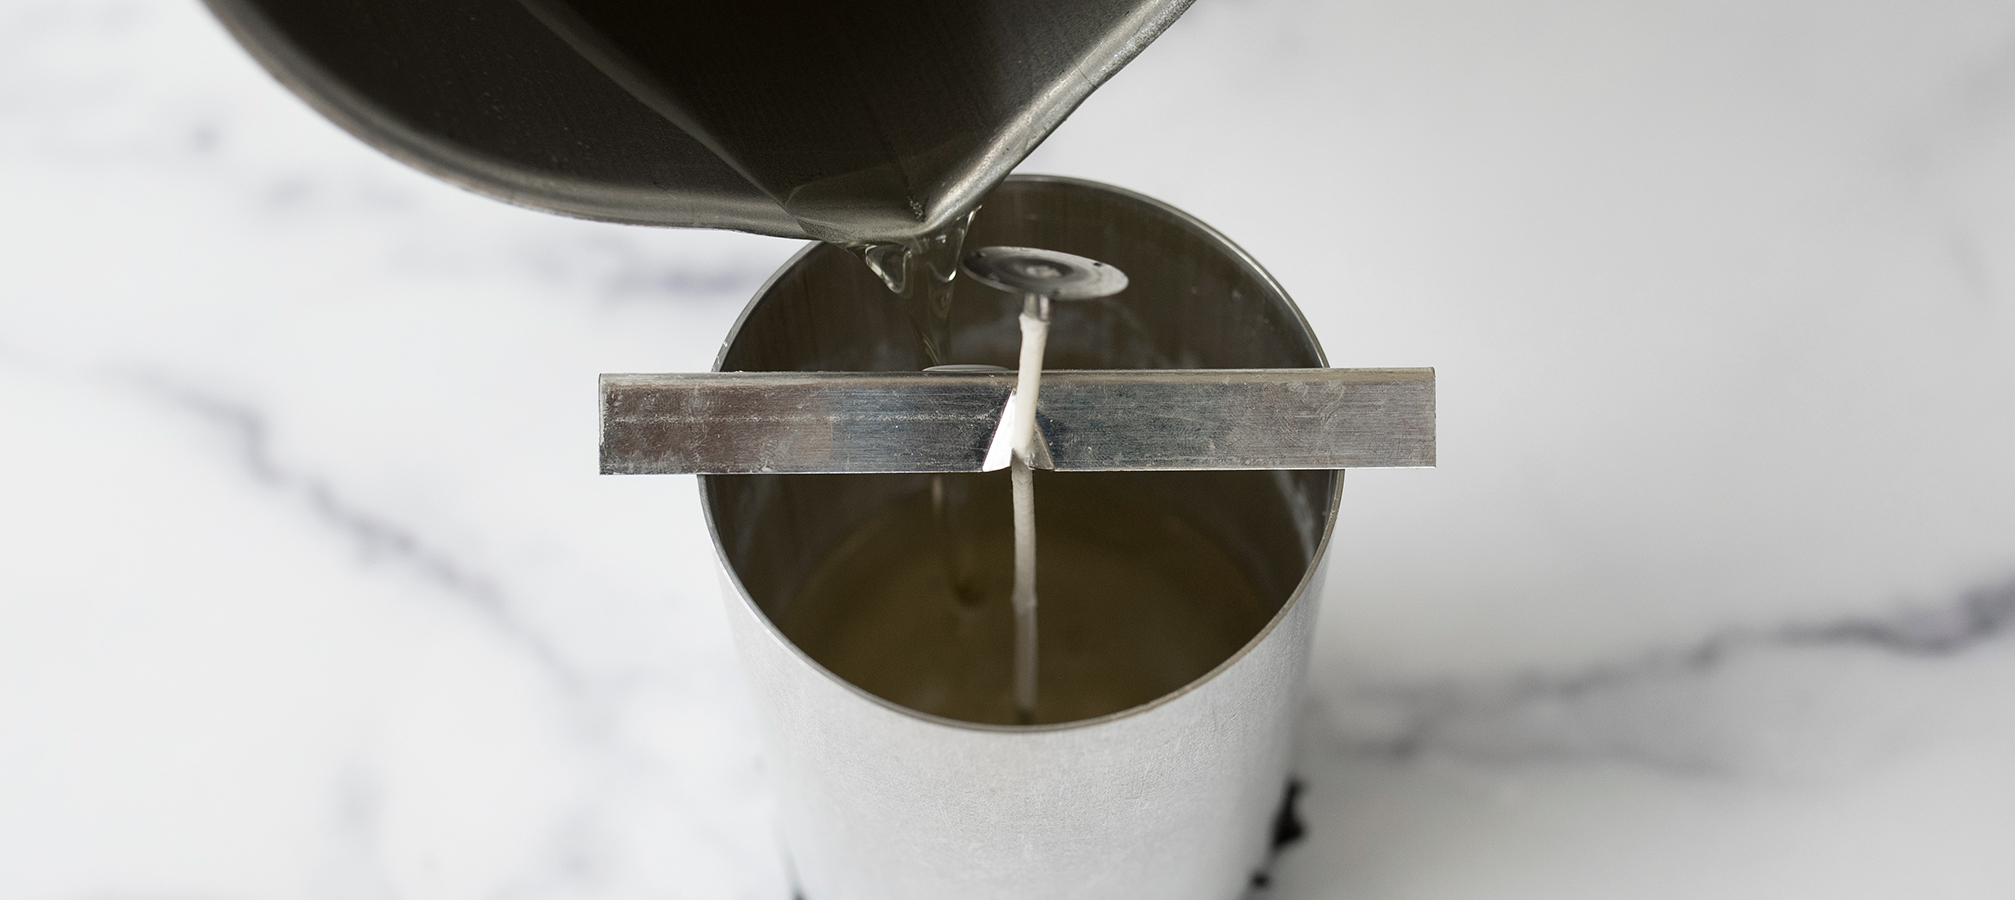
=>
[3,1,2013,897]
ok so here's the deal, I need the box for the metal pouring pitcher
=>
[705,176,1346,900]
[200,0,1192,244]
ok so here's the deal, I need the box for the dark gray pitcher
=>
[200,0,1192,245]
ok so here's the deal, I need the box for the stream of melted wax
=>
[845,211,975,367]
[846,212,991,669]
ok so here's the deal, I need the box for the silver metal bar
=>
[1039,367,1435,471]
[600,368,1435,475]
[600,371,1008,475]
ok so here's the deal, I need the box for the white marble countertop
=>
[3,1,2012,897]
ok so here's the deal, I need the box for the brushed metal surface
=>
[601,371,1003,475]
[703,176,1348,900]
[600,367,1435,474]
[1042,366,1433,470]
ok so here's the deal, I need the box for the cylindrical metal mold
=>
[702,175,1343,900]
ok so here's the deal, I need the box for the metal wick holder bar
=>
[600,366,1434,475]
